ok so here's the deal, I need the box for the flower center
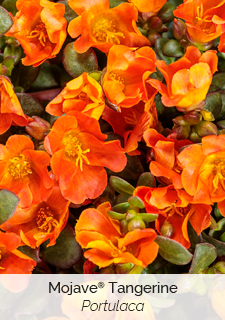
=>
[109,71,125,84]
[92,18,125,44]
[78,92,92,104]
[162,203,191,218]
[124,111,138,125]
[36,206,59,233]
[63,134,90,171]
[195,4,216,34]
[8,154,32,179]
[213,159,225,191]
[27,20,48,46]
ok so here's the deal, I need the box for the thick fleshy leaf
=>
[11,63,40,91]
[2,0,17,15]
[189,243,217,274]
[203,92,222,120]
[202,232,225,257]
[0,189,19,225]
[41,225,82,269]
[162,39,184,58]
[137,172,156,188]
[110,176,135,195]
[209,218,225,239]
[18,246,41,263]
[17,93,44,117]
[63,42,98,78]
[0,6,13,37]
[128,196,145,209]
[155,38,175,65]
[212,73,225,90]
[155,235,193,265]
[112,202,131,213]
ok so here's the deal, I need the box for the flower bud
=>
[127,216,146,232]
[183,111,202,125]
[115,263,133,274]
[126,209,137,221]
[172,116,188,126]
[195,121,218,137]
[149,16,163,30]
[160,220,175,238]
[213,262,225,274]
[189,127,202,143]
[25,116,50,141]
[147,30,161,46]
[120,219,128,235]
[173,19,186,41]
[158,2,176,23]
[167,125,191,140]
[100,267,115,274]
[88,71,102,82]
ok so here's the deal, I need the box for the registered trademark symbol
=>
[98,281,105,289]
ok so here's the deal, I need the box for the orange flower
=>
[44,111,127,204]
[134,185,212,248]
[143,128,192,189]
[102,101,158,155]
[6,0,67,67]
[149,46,218,111]
[75,202,159,268]
[174,0,225,52]
[0,135,53,208]
[0,76,29,135]
[46,72,105,120]
[128,0,167,14]
[1,182,70,248]
[102,45,157,110]
[67,0,150,53]
[178,134,225,215]
[0,232,36,273]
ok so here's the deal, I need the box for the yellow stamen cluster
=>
[27,20,48,46]
[196,4,215,34]
[124,111,138,125]
[63,134,90,171]
[92,18,125,44]
[8,154,32,179]
[110,71,125,84]
[213,159,225,192]
[36,206,59,233]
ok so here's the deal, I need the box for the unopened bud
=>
[189,127,202,143]
[126,209,137,221]
[149,16,163,30]
[25,116,50,141]
[173,116,188,126]
[88,71,102,82]
[183,111,202,125]
[156,24,169,33]
[167,125,191,140]
[115,263,133,274]
[160,221,175,238]
[147,30,161,46]
[120,219,128,235]
[127,216,145,232]
[100,267,115,274]
[173,19,186,41]
[195,121,218,137]
[213,262,225,274]
[158,2,176,23]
